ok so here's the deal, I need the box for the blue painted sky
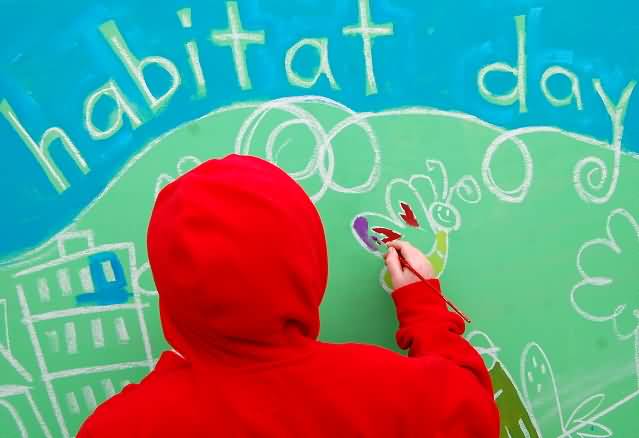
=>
[1,0,637,259]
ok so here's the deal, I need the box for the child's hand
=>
[384,240,435,290]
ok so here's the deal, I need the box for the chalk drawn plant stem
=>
[521,342,614,438]
[352,159,481,292]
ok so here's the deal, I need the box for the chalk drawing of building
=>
[12,230,154,438]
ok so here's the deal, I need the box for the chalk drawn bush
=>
[571,208,639,340]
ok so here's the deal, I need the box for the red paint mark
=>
[372,227,402,243]
[399,202,419,227]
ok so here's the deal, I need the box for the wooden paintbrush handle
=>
[397,253,472,323]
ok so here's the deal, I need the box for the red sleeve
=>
[393,280,500,437]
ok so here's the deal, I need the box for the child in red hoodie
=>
[78,154,499,437]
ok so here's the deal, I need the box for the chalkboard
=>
[1,1,638,437]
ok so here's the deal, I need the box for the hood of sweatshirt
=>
[147,154,328,366]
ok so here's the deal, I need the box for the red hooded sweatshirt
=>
[78,154,499,437]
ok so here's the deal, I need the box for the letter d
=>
[477,15,527,113]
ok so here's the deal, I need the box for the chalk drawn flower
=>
[522,343,611,438]
[351,159,481,292]
[571,208,639,340]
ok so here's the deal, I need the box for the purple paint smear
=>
[353,216,378,251]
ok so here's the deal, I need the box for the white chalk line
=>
[14,242,134,277]
[26,303,147,323]
[521,342,570,432]
[571,208,639,338]
[234,95,381,203]
[521,341,639,438]
[44,360,150,381]
[0,398,28,437]
[91,318,104,349]
[0,299,25,379]
[0,346,33,382]
[0,389,52,437]
[24,388,53,438]
[17,255,151,438]
[17,284,70,438]
[556,389,639,438]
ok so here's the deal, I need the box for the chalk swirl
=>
[481,129,534,204]
[573,149,621,205]
[234,96,381,202]
[448,175,482,205]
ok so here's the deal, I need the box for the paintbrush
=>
[376,240,471,323]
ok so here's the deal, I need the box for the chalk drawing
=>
[570,208,639,393]
[465,330,502,371]
[234,96,381,203]
[12,230,154,438]
[65,392,79,415]
[571,209,639,339]
[101,379,116,399]
[479,118,636,206]
[481,127,534,203]
[0,299,33,382]
[0,385,52,438]
[352,158,481,291]
[519,342,639,438]
[75,252,133,306]
[90,318,104,349]
[6,98,624,269]
[0,397,27,438]
[2,96,638,436]
[63,322,77,355]
[573,80,636,205]
[466,330,540,438]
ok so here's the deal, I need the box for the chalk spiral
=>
[234,96,381,202]
[573,149,621,204]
